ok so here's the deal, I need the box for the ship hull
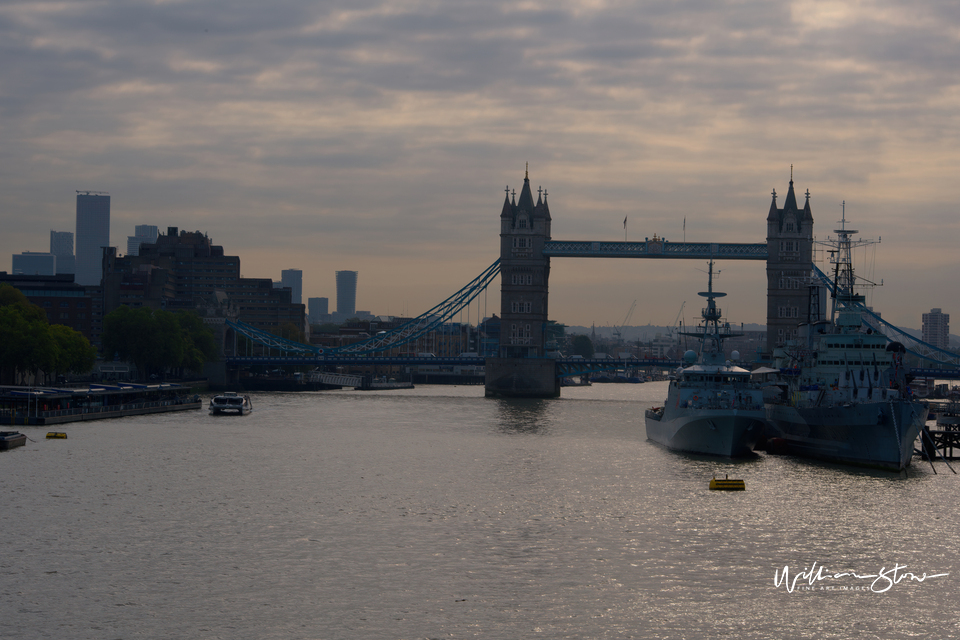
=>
[645,409,766,457]
[765,400,925,471]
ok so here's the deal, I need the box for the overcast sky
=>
[3,0,959,330]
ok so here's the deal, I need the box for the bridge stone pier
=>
[484,167,815,398]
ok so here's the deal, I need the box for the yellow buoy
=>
[709,474,745,490]
[46,432,68,439]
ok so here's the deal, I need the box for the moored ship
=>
[645,262,767,456]
[763,214,924,471]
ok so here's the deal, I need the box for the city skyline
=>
[3,2,960,329]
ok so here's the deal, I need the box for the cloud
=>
[2,0,960,328]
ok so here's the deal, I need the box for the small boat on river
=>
[209,392,253,415]
[0,431,27,450]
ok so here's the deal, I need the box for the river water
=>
[2,382,958,639]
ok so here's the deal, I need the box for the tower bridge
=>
[217,167,957,394]
[485,166,811,397]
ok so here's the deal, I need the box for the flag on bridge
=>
[623,216,627,229]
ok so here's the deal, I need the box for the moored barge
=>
[0,383,202,426]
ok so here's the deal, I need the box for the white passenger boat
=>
[209,392,253,415]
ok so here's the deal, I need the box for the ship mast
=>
[827,201,869,323]
[679,260,742,363]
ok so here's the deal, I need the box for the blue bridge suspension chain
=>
[226,259,501,357]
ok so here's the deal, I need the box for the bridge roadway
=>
[224,355,960,380]
[542,240,768,259]
[224,355,680,370]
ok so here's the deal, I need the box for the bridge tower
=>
[766,169,815,353]
[485,166,559,397]
[498,166,552,358]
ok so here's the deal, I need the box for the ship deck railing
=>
[679,400,765,412]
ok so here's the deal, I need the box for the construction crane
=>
[614,299,637,343]
[667,301,686,338]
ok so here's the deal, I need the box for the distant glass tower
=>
[281,269,303,304]
[308,297,328,323]
[75,192,111,286]
[126,224,159,256]
[923,308,950,351]
[336,271,358,317]
[50,230,75,274]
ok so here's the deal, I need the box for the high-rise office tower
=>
[75,191,111,286]
[281,269,303,304]
[336,270,358,317]
[923,308,950,350]
[308,297,328,323]
[126,224,159,256]
[50,230,75,274]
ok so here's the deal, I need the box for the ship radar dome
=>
[684,350,698,365]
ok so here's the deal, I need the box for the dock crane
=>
[614,299,637,343]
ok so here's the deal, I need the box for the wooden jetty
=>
[921,401,960,460]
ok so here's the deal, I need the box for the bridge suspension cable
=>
[330,259,501,355]
[813,266,960,368]
[225,318,322,356]
[226,259,502,357]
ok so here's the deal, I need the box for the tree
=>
[102,305,153,376]
[151,310,186,375]
[102,306,218,379]
[49,324,97,377]
[177,311,218,373]
[0,285,58,383]
[571,334,595,358]
[278,321,306,344]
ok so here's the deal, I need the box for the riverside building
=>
[102,227,305,335]
[922,308,950,351]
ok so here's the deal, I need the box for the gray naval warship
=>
[645,262,767,457]
[763,215,924,471]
